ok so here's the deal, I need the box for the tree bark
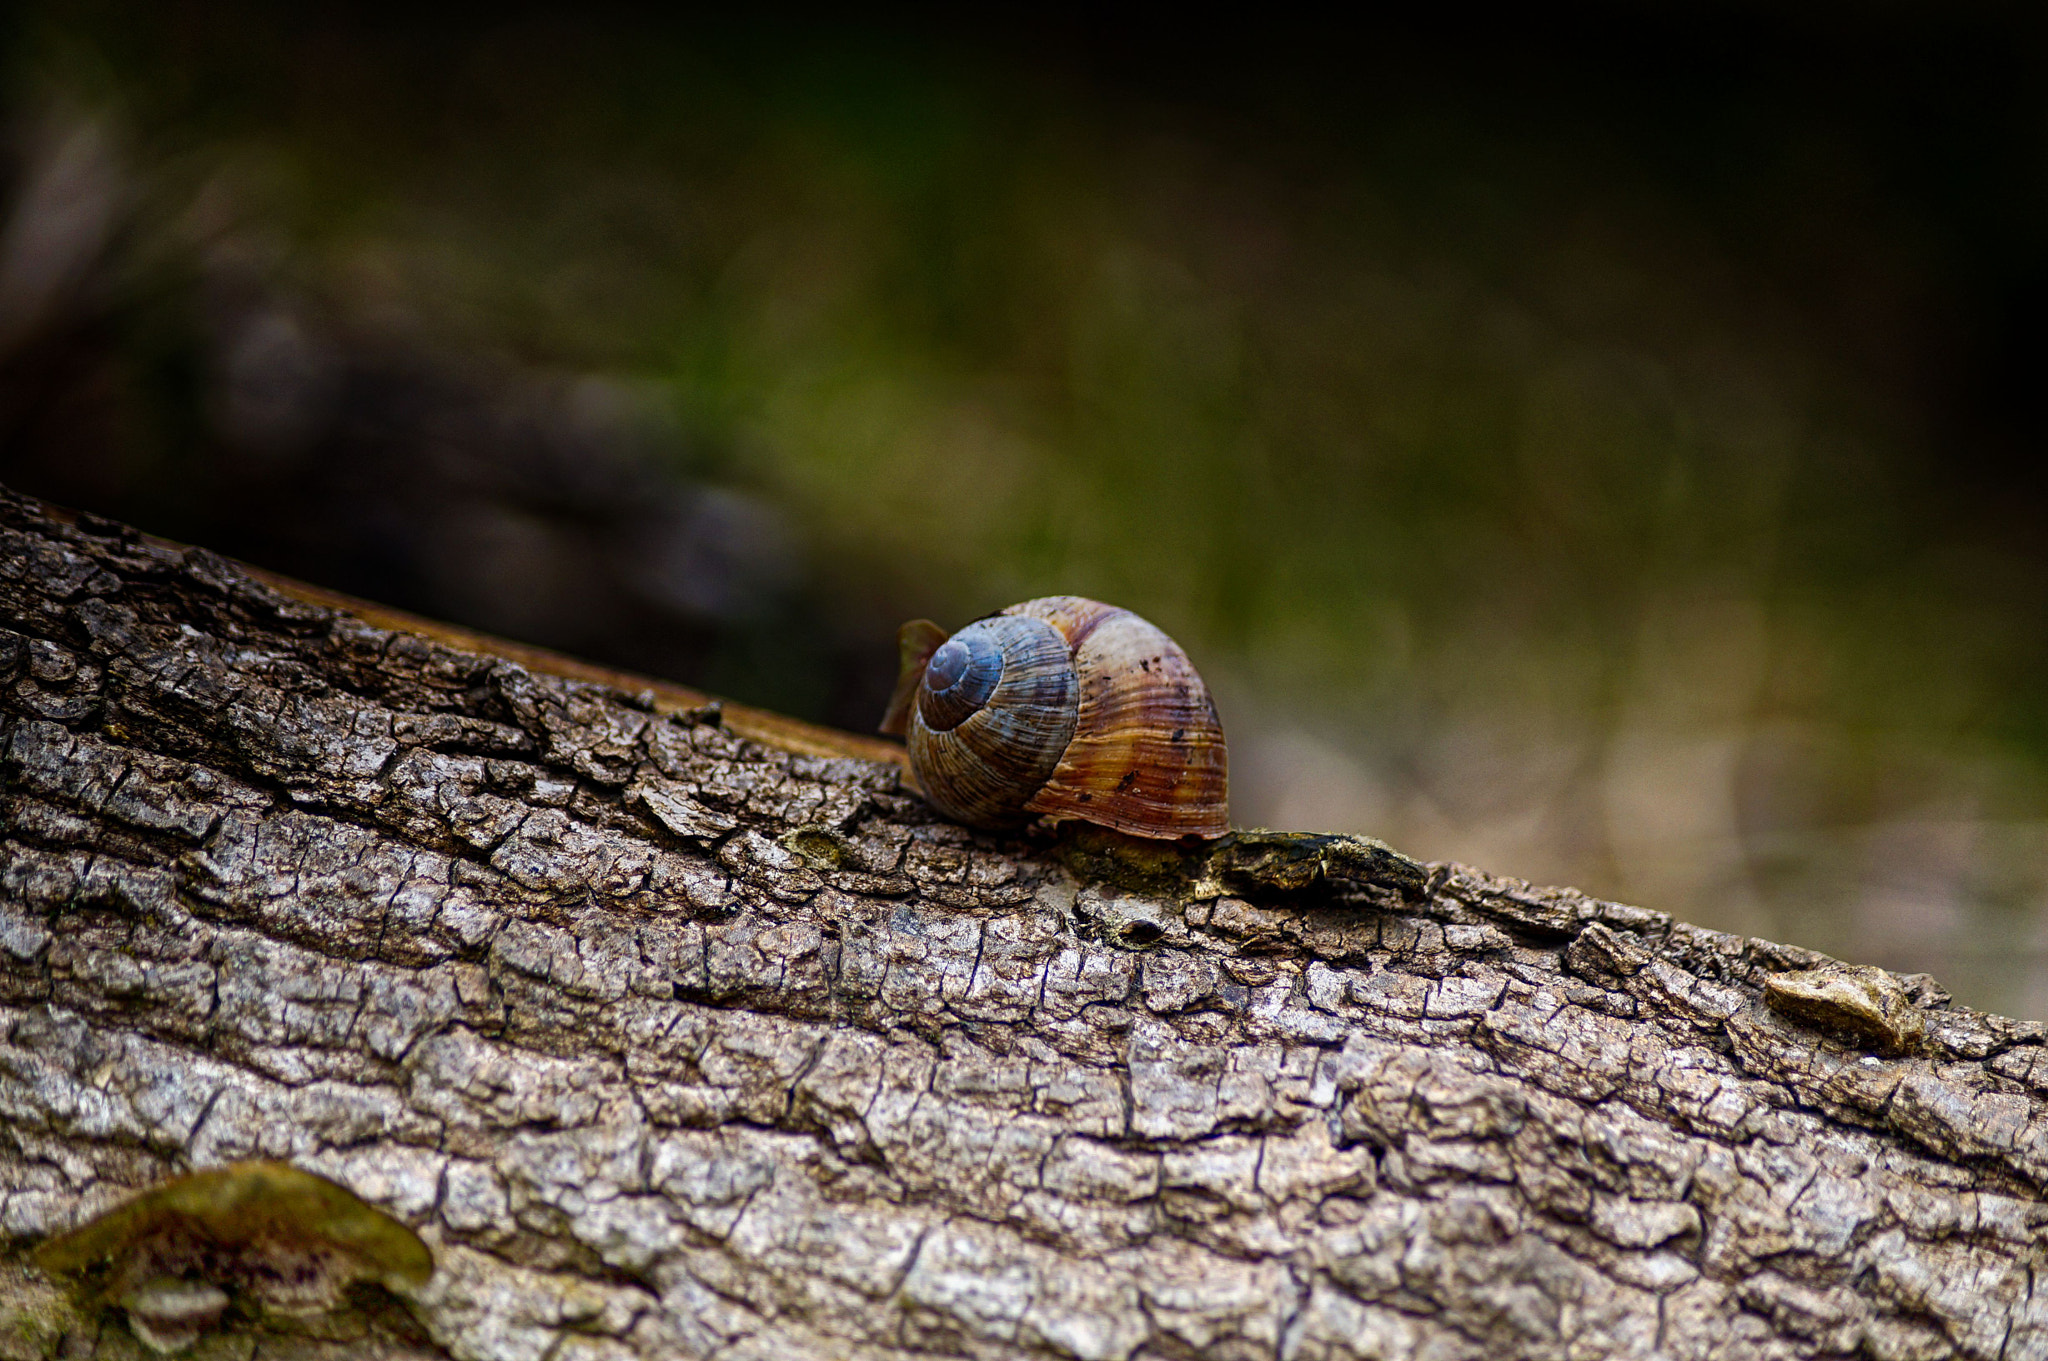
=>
[2,484,2045,1361]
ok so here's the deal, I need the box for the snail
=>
[879,596,1228,839]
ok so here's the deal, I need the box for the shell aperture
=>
[879,618,950,738]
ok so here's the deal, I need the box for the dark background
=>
[3,4,2045,1013]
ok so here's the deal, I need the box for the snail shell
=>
[879,596,1228,839]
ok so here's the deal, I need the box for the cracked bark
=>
[2,485,2046,1361]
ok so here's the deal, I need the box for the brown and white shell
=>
[879,596,1228,839]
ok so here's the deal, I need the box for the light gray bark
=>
[2,485,2046,1361]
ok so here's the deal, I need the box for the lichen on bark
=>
[3,486,2047,1360]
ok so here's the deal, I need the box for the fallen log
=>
[2,485,2043,1360]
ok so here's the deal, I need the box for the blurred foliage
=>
[3,6,2046,1010]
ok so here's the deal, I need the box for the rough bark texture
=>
[3,486,2047,1361]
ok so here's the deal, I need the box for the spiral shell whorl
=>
[906,615,1078,829]
[917,631,1001,731]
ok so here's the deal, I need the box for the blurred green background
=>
[3,7,2045,1014]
